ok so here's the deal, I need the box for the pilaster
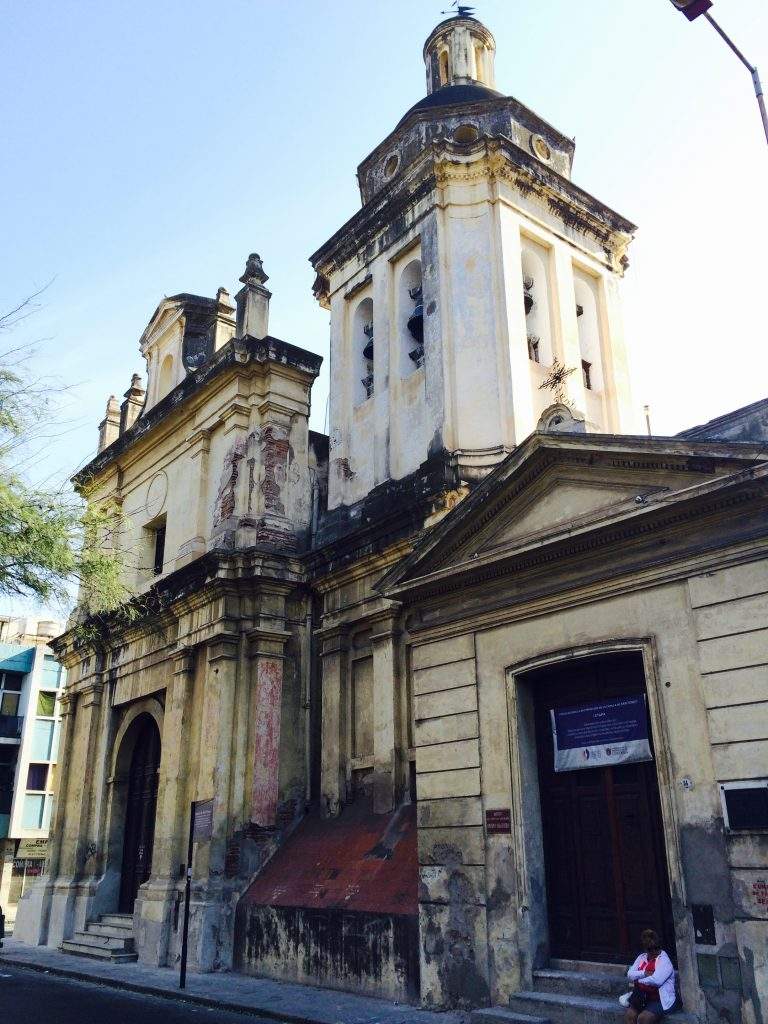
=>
[247,623,292,827]
[176,428,212,567]
[551,242,588,413]
[318,624,350,816]
[153,649,196,880]
[370,611,403,814]
[189,634,239,972]
[497,206,535,445]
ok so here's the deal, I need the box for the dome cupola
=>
[423,10,496,94]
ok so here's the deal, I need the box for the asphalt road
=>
[0,963,291,1024]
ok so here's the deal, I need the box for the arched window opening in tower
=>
[574,272,604,393]
[474,44,485,84]
[398,259,424,377]
[353,298,375,405]
[521,243,554,367]
[439,50,450,87]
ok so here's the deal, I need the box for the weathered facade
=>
[15,14,768,1024]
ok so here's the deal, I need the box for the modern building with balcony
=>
[0,616,64,929]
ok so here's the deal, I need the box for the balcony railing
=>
[0,715,23,739]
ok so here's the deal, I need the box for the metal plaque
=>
[485,809,512,835]
[193,799,214,841]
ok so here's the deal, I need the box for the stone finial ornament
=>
[236,251,272,340]
[240,253,269,287]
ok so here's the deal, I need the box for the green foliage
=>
[0,294,132,620]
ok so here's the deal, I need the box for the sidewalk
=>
[0,938,470,1024]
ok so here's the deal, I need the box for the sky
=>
[2,0,767,611]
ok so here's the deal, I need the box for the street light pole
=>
[702,12,768,147]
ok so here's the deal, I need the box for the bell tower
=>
[311,13,638,512]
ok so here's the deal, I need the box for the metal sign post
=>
[179,801,195,990]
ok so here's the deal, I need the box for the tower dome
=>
[423,12,496,94]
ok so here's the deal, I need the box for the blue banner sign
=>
[550,695,652,772]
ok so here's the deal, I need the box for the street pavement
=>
[0,962,290,1024]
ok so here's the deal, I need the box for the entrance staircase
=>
[471,959,697,1024]
[60,913,137,963]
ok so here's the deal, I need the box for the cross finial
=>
[539,357,576,406]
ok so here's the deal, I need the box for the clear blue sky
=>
[2,0,767,495]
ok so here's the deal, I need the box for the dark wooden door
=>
[119,716,161,913]
[533,653,674,964]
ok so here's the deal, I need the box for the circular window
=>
[383,153,400,178]
[453,123,480,145]
[531,134,552,162]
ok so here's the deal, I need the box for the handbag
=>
[628,989,649,1012]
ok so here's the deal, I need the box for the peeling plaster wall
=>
[235,905,420,1003]
[403,558,768,1021]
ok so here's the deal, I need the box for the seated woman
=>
[624,928,678,1022]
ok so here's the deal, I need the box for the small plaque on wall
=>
[485,809,512,835]
[193,799,214,841]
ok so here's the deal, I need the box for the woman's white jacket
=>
[627,950,676,1010]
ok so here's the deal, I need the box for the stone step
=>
[71,930,135,951]
[534,968,629,999]
[99,913,134,928]
[84,922,134,939]
[471,1010,551,1024]
[549,958,628,978]
[60,939,138,963]
[508,990,696,1024]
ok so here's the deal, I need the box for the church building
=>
[15,14,768,1024]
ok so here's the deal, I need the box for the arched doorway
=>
[118,715,161,913]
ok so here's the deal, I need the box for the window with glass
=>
[22,793,45,828]
[26,763,48,791]
[31,720,55,761]
[0,671,23,716]
[36,690,57,716]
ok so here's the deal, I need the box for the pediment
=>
[474,476,647,556]
[377,433,768,596]
[139,299,185,352]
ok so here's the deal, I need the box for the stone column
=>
[370,612,402,814]
[318,625,349,817]
[247,623,291,827]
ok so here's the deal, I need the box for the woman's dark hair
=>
[641,928,661,947]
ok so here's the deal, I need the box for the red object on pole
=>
[670,0,713,21]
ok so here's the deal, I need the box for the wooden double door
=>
[119,716,161,913]
[532,653,674,964]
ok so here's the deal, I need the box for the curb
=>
[0,952,321,1024]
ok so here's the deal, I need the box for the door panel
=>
[119,716,161,913]
[532,653,674,964]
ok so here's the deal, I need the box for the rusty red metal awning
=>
[241,801,418,917]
